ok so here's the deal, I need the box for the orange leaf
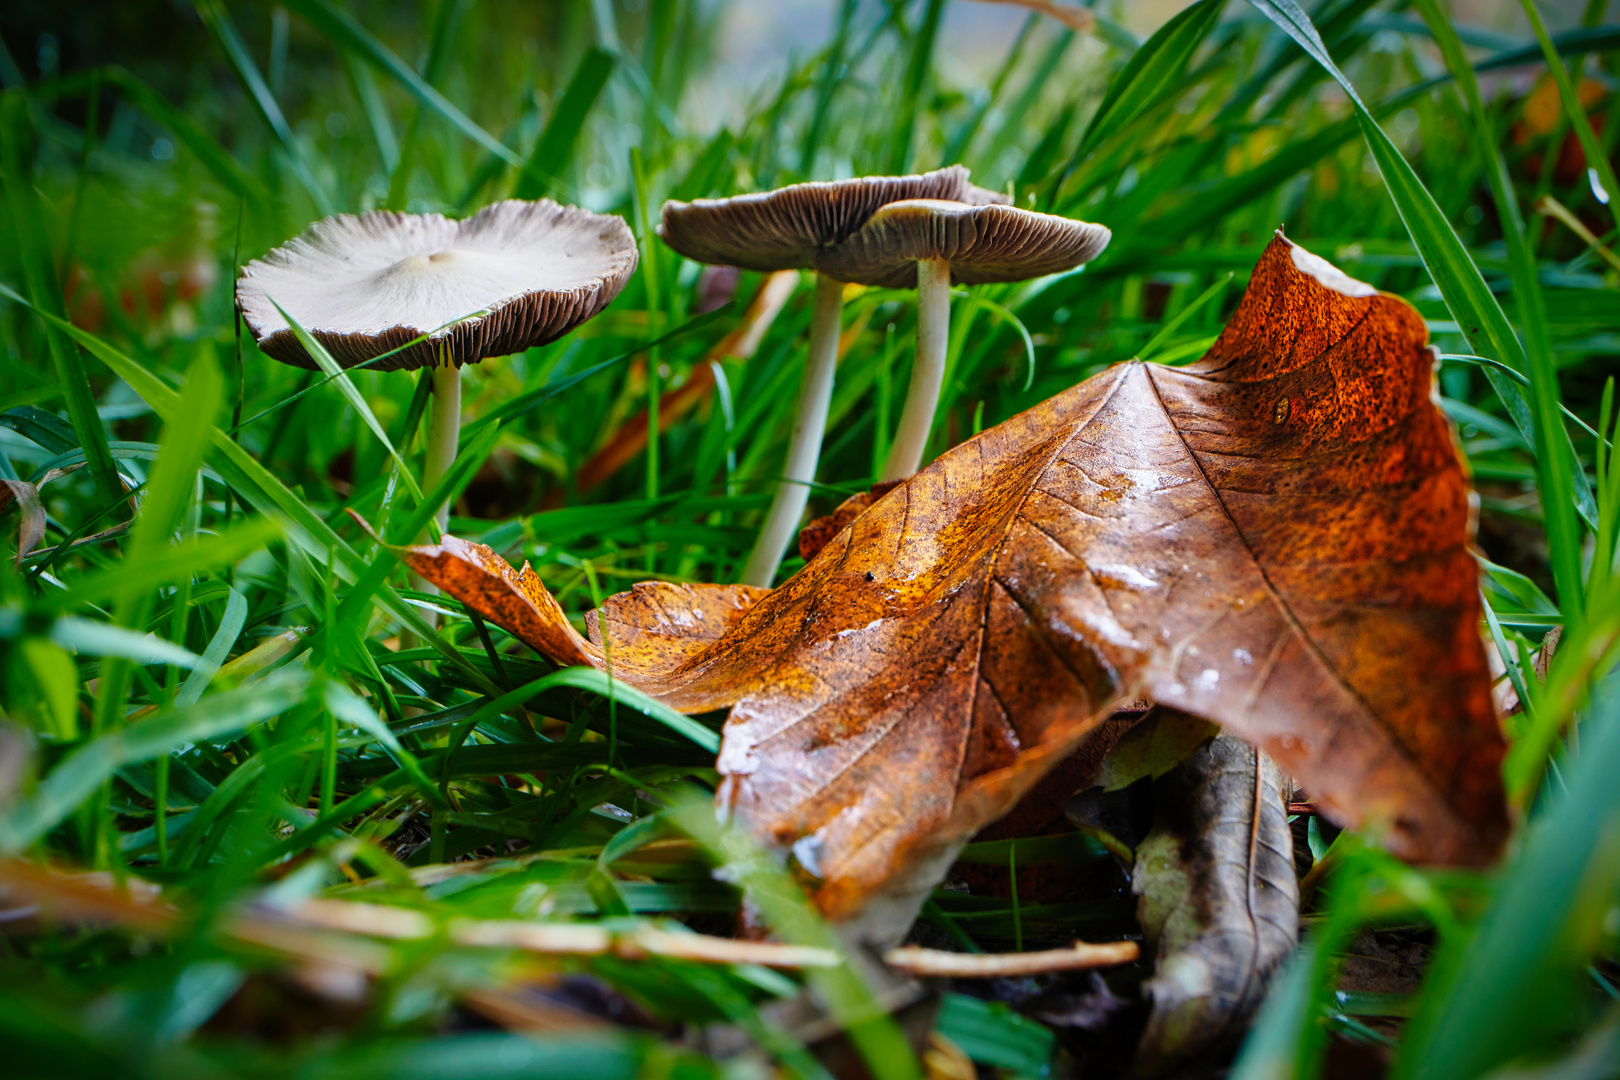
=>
[399,232,1507,932]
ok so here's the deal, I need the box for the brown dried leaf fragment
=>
[388,531,768,699]
[0,479,45,564]
[403,233,1508,933]
[1131,734,1299,1074]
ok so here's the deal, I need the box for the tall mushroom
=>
[817,199,1111,483]
[237,199,638,533]
[660,166,1005,588]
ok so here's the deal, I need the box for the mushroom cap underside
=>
[813,199,1112,288]
[237,199,637,372]
[658,165,1008,272]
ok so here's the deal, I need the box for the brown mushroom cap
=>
[813,199,1111,289]
[237,199,637,372]
[658,165,1009,272]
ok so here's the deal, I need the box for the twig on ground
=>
[884,940,1139,978]
[284,898,841,969]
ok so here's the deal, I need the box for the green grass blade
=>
[384,0,470,211]
[269,299,424,502]
[1247,0,1586,618]
[540,667,719,752]
[192,0,333,214]
[0,294,494,692]
[175,585,248,707]
[979,29,1073,186]
[56,518,281,612]
[1519,0,1620,238]
[46,616,200,669]
[1418,0,1589,617]
[0,673,311,854]
[1396,627,1620,1078]
[886,0,945,174]
[465,307,728,433]
[799,0,858,176]
[0,92,120,506]
[942,14,1034,167]
[668,790,922,1080]
[342,53,399,173]
[280,0,522,167]
[124,348,222,570]
[515,47,614,200]
[1074,0,1223,157]
[102,67,269,202]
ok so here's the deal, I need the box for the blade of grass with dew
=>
[1417,0,1595,589]
[0,93,120,506]
[514,46,615,200]
[1519,0,1620,238]
[192,0,333,214]
[1246,0,1587,620]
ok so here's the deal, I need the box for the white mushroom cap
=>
[237,199,638,372]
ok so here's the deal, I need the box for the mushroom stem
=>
[881,256,950,482]
[739,272,844,587]
[425,361,462,535]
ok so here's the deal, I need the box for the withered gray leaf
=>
[1132,731,1299,1074]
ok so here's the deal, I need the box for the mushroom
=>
[237,199,638,532]
[660,166,1005,588]
[816,200,1110,484]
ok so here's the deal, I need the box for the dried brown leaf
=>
[0,479,45,564]
[402,233,1508,933]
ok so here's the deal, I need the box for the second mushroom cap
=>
[658,165,1008,272]
[814,199,1111,288]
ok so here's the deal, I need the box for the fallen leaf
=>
[0,478,45,564]
[384,528,768,701]
[1131,733,1298,1074]
[1093,707,1220,793]
[401,233,1508,935]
